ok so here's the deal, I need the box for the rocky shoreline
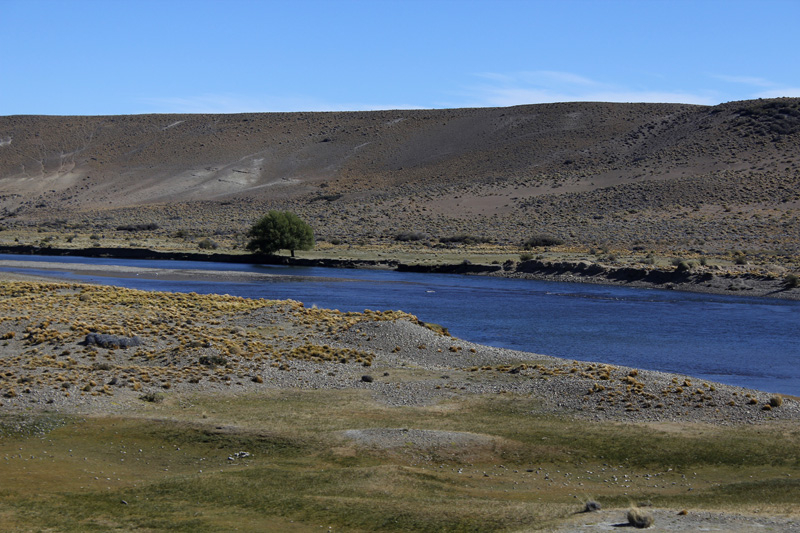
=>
[1,244,798,300]
[0,278,796,424]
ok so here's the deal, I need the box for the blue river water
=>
[2,253,798,395]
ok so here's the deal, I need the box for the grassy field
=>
[2,390,799,531]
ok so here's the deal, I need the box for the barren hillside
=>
[1,99,799,255]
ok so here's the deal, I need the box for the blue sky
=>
[2,0,799,115]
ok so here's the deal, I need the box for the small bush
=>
[419,322,450,336]
[117,223,159,232]
[199,355,227,367]
[394,232,426,242]
[310,193,343,202]
[627,507,654,528]
[519,253,534,262]
[769,395,784,408]
[522,234,564,249]
[197,238,219,250]
[785,274,800,288]
[139,392,165,403]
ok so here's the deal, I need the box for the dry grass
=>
[0,281,423,407]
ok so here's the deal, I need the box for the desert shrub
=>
[199,355,227,367]
[197,238,219,250]
[627,508,654,528]
[139,392,165,403]
[329,238,342,245]
[522,234,564,249]
[116,223,159,232]
[519,253,535,262]
[784,274,800,288]
[769,395,784,407]
[309,193,343,202]
[419,322,450,336]
[394,231,426,242]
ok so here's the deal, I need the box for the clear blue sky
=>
[2,0,799,115]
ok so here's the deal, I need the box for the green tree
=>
[246,211,314,257]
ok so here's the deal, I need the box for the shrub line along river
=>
[1,253,798,395]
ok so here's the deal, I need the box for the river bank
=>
[1,244,798,300]
[0,278,796,420]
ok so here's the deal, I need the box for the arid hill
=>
[1,99,799,256]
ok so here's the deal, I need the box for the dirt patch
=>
[339,428,496,449]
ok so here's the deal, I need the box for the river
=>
[1,253,798,395]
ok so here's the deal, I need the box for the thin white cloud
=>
[138,93,426,114]
[137,95,265,114]
[709,74,800,100]
[475,70,600,88]
[463,71,717,107]
[755,88,800,98]
[712,74,775,87]
[524,70,601,87]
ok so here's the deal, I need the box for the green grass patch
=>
[1,392,798,531]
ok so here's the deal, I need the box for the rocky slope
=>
[1,99,799,256]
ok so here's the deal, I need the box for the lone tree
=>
[246,211,314,257]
